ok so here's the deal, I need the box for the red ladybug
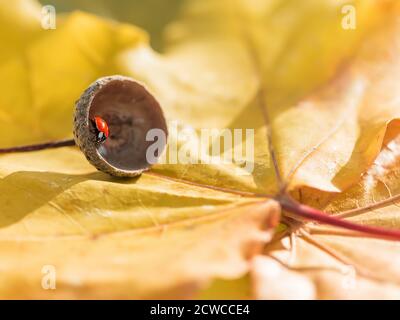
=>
[92,116,109,143]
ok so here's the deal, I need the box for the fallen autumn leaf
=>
[0,0,400,300]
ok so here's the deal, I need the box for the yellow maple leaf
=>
[0,0,278,299]
[1,0,400,299]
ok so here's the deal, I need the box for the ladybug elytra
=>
[92,116,109,143]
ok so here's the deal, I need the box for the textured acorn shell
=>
[73,75,168,177]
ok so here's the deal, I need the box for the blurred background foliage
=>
[39,0,184,50]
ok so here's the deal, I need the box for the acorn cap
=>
[73,75,168,177]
